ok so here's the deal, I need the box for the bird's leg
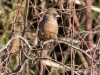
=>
[40,41,47,75]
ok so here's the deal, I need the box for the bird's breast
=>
[43,20,58,31]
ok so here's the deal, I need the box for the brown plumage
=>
[39,8,60,41]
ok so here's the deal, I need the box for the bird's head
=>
[45,8,60,20]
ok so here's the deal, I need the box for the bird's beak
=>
[56,15,60,18]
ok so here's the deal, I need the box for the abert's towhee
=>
[39,8,60,41]
[38,8,60,74]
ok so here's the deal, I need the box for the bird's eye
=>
[53,13,57,17]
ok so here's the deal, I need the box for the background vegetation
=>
[0,0,100,75]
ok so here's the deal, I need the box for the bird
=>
[38,8,60,75]
[39,8,60,41]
